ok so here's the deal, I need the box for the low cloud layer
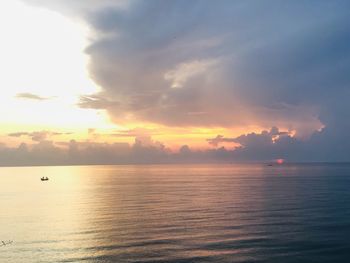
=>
[0,137,172,166]
[0,126,349,166]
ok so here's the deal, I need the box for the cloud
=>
[78,1,335,130]
[206,127,295,160]
[19,0,350,161]
[59,0,344,135]
[207,135,235,147]
[7,130,72,142]
[110,128,159,138]
[15,92,52,101]
[78,94,118,109]
[207,127,290,147]
[22,0,129,16]
[0,136,171,166]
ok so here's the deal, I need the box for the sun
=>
[276,159,284,164]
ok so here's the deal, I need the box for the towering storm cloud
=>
[17,0,350,162]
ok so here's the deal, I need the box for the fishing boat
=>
[41,177,49,181]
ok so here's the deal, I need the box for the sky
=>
[1,0,350,165]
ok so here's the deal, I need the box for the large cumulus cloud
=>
[80,0,350,133]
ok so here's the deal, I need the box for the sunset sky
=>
[1,0,349,165]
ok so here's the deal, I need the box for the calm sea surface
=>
[1,164,350,262]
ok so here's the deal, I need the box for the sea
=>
[1,163,350,262]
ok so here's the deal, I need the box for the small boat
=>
[41,177,49,181]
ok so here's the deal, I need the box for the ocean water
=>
[1,164,350,262]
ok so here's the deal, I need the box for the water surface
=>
[1,164,350,262]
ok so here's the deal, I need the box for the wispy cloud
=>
[8,130,72,142]
[15,93,52,101]
[78,94,118,109]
